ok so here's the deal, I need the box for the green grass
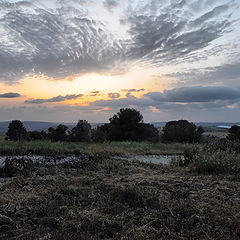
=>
[0,138,188,156]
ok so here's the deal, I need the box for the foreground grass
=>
[0,156,239,239]
[0,138,188,156]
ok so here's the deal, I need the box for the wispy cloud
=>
[25,94,83,104]
[122,89,145,92]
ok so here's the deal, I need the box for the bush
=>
[0,157,34,177]
[190,150,240,176]
[183,145,199,166]
[203,139,240,154]
[227,125,240,141]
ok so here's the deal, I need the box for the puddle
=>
[133,155,179,164]
[115,155,182,165]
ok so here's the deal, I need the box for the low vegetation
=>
[0,155,239,239]
[170,139,240,177]
[0,137,187,156]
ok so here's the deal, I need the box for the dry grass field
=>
[0,155,239,240]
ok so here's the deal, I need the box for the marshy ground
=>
[0,153,239,240]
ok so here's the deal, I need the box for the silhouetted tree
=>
[48,124,68,142]
[162,120,204,143]
[227,125,240,141]
[69,120,91,142]
[5,120,28,141]
[101,108,159,142]
[137,123,159,142]
[92,125,108,143]
[107,108,143,141]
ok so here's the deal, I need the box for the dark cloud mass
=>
[145,86,240,103]
[25,94,83,104]
[0,0,239,83]
[0,92,22,98]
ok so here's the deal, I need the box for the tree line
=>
[5,108,206,143]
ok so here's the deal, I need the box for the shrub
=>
[190,150,240,175]
[183,145,199,166]
[0,157,34,177]
[227,125,240,141]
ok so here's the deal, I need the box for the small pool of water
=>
[133,155,178,164]
[115,155,181,165]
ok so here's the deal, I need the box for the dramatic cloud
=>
[108,93,120,99]
[0,0,239,83]
[0,0,240,122]
[25,94,83,104]
[0,92,22,98]
[125,1,239,64]
[0,0,124,83]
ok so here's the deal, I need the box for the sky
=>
[0,0,240,123]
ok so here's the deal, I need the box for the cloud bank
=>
[25,94,83,104]
[91,86,240,111]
